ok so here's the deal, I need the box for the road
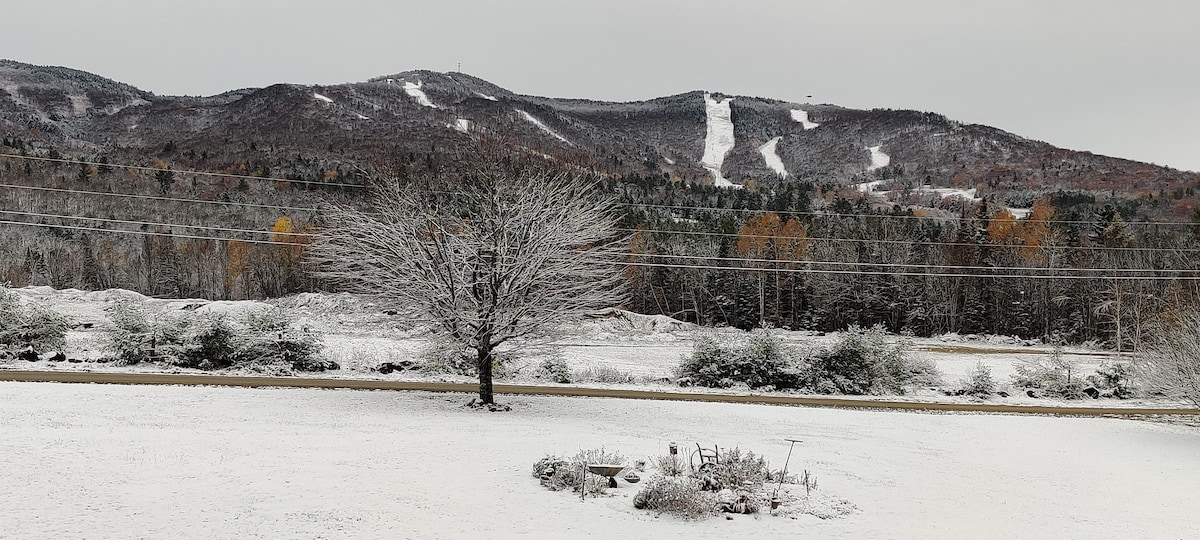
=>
[2,369,1196,417]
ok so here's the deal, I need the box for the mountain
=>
[3,59,1197,218]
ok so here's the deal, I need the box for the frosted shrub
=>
[533,448,626,496]
[0,285,69,353]
[632,476,718,519]
[102,301,324,370]
[573,365,637,384]
[962,362,996,397]
[806,325,937,395]
[103,298,186,365]
[535,355,571,383]
[1088,360,1134,399]
[1012,344,1083,399]
[677,330,804,389]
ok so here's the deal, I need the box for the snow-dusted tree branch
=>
[308,162,628,404]
[1138,310,1200,408]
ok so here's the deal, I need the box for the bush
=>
[1088,360,1134,399]
[677,330,804,389]
[0,285,69,353]
[962,362,996,397]
[422,337,513,377]
[1012,344,1084,399]
[533,448,626,496]
[632,476,718,519]
[805,325,937,395]
[103,298,187,365]
[102,300,324,370]
[535,355,571,383]
[700,447,771,491]
[573,365,637,384]
[1138,309,1200,407]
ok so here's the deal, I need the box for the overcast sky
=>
[4,0,1197,171]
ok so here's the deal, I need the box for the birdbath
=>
[587,464,626,488]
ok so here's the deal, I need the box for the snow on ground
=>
[516,110,572,145]
[403,80,439,108]
[447,118,471,133]
[664,156,676,165]
[3,287,1181,409]
[312,92,334,104]
[2,381,1197,539]
[701,93,738,188]
[790,108,820,130]
[475,91,498,101]
[866,145,890,171]
[758,136,788,178]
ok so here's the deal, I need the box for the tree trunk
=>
[476,342,495,404]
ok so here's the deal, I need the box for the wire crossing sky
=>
[1,0,1197,172]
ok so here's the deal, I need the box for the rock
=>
[44,351,67,362]
[18,347,39,362]
[1083,386,1100,399]
[377,363,395,374]
[997,391,1009,398]
[67,357,83,363]
[1026,390,1039,398]
[293,359,340,372]
[382,309,398,315]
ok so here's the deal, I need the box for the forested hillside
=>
[3,59,1200,349]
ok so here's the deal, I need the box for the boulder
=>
[44,351,67,362]
[18,347,39,362]
[1083,386,1101,399]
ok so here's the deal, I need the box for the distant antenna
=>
[457,62,461,72]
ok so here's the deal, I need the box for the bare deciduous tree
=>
[1138,310,1200,407]
[309,163,627,405]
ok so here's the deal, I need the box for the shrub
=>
[962,362,996,397]
[1012,344,1084,399]
[700,447,771,491]
[103,298,187,365]
[573,365,637,384]
[805,325,937,395]
[535,355,571,383]
[422,337,513,377]
[1138,309,1200,407]
[533,448,626,496]
[1088,360,1134,399]
[102,301,323,370]
[632,476,718,519]
[677,330,804,389]
[0,285,69,353]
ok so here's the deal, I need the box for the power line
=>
[619,201,1200,227]
[0,219,294,246]
[618,227,1200,254]
[612,260,1200,281]
[0,153,366,189]
[0,210,310,238]
[622,252,1188,274]
[0,183,321,212]
[6,218,1195,280]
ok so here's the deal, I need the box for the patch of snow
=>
[866,145,890,171]
[855,179,887,193]
[355,113,370,120]
[664,156,676,165]
[448,118,471,133]
[790,108,820,130]
[402,80,438,108]
[701,93,738,188]
[758,136,788,178]
[516,110,571,145]
[475,92,498,101]
[1008,207,1033,219]
[312,92,334,104]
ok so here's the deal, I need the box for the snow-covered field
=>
[790,108,820,130]
[402,80,438,108]
[2,286,1171,410]
[3,381,1197,539]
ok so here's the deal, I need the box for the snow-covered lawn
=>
[3,286,1170,410]
[2,381,1197,539]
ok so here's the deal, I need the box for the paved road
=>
[1,370,1195,417]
